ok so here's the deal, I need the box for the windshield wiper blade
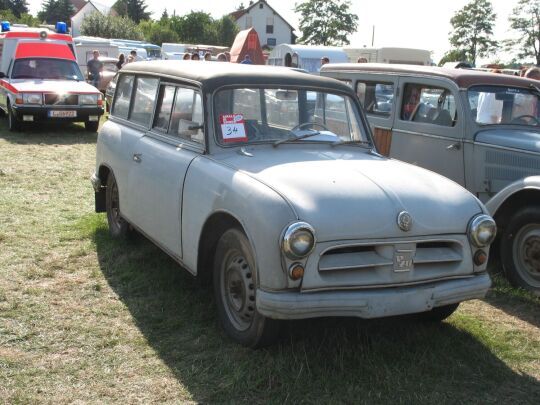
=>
[331,139,372,147]
[273,130,321,147]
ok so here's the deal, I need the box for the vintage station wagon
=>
[322,64,540,294]
[91,62,495,347]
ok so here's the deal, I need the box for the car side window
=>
[356,81,394,116]
[153,85,176,132]
[401,84,457,127]
[112,74,134,119]
[130,76,159,127]
[169,88,204,144]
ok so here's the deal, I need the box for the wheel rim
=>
[221,250,255,331]
[109,179,122,228]
[513,223,540,286]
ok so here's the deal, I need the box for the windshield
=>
[11,58,84,81]
[146,48,162,58]
[214,87,369,145]
[468,85,540,127]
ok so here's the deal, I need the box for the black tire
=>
[500,207,540,294]
[105,172,131,239]
[416,303,459,322]
[213,228,280,348]
[85,120,99,132]
[7,103,20,132]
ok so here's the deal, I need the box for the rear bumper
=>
[257,273,491,320]
[12,105,104,122]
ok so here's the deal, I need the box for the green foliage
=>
[449,0,497,66]
[37,0,74,25]
[438,49,469,66]
[113,0,150,24]
[507,0,540,65]
[215,15,240,47]
[80,12,144,41]
[295,0,358,46]
[0,0,29,18]
[165,11,238,47]
[0,9,38,26]
[139,20,179,45]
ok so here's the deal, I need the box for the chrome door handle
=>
[446,143,461,151]
[133,153,142,163]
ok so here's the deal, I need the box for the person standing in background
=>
[116,53,125,70]
[87,50,103,88]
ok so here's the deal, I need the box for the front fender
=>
[182,156,298,290]
[485,175,540,216]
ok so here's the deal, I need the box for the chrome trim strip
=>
[472,141,540,157]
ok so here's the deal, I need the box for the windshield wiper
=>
[273,130,321,147]
[331,139,372,147]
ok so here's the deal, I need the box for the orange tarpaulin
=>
[229,28,265,65]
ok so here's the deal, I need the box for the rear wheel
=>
[213,228,280,348]
[416,303,459,322]
[501,207,540,294]
[105,172,131,239]
[85,120,99,132]
[7,103,20,132]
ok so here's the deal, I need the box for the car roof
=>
[321,63,538,89]
[119,60,353,93]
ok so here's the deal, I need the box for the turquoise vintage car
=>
[91,61,495,347]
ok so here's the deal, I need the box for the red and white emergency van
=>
[0,22,104,132]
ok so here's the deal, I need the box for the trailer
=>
[343,47,432,66]
[267,44,348,73]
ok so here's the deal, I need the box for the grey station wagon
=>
[91,62,496,347]
[322,64,540,295]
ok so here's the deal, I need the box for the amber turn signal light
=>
[289,263,305,280]
[473,250,488,266]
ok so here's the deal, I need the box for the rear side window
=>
[112,74,134,119]
[130,76,159,126]
[356,81,394,117]
[401,83,457,127]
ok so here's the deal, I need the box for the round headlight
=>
[282,222,316,259]
[468,214,497,247]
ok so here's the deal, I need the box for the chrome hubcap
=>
[222,254,255,331]
[513,224,540,285]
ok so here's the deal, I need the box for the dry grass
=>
[0,119,539,404]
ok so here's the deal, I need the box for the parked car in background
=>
[90,56,118,93]
[104,72,117,112]
[92,61,495,347]
[73,35,119,78]
[322,63,540,294]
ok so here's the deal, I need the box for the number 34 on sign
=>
[220,114,248,142]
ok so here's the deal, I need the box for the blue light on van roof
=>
[55,22,67,34]
[1,21,10,32]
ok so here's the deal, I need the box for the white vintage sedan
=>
[91,61,496,347]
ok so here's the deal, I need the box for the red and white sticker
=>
[220,114,247,142]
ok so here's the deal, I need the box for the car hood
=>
[10,79,99,93]
[476,128,540,153]
[213,146,482,241]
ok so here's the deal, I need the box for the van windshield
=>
[11,58,84,81]
[468,85,540,126]
[214,87,370,146]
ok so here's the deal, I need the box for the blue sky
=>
[26,0,524,64]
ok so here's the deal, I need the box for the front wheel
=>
[105,172,131,239]
[501,207,540,294]
[85,120,99,132]
[213,228,280,348]
[7,103,20,132]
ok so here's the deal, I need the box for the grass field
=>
[1,119,539,404]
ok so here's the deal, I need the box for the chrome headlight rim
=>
[22,92,43,105]
[468,214,497,248]
[281,222,316,260]
[79,93,99,105]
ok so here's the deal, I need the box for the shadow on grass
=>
[93,221,540,403]
[0,119,97,145]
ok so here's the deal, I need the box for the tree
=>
[438,49,468,66]
[113,0,150,24]
[139,20,179,45]
[37,0,74,25]
[0,8,38,26]
[507,0,540,65]
[215,15,239,47]
[80,12,144,40]
[2,0,30,18]
[449,0,497,66]
[170,11,217,45]
[160,8,169,22]
[295,0,358,46]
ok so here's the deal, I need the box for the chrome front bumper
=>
[256,273,491,320]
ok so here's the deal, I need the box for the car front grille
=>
[44,93,79,106]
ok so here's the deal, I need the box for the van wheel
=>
[85,120,99,132]
[501,207,540,294]
[416,303,459,322]
[213,228,280,348]
[7,103,20,132]
[105,172,131,239]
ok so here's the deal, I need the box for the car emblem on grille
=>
[397,211,412,232]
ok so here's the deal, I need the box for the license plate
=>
[49,110,77,118]
[88,115,99,122]
[393,250,414,272]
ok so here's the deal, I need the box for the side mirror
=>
[0,72,5,78]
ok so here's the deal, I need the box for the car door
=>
[354,75,398,156]
[389,77,466,186]
[127,80,204,258]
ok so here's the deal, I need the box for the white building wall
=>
[235,2,293,48]
[71,3,98,37]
